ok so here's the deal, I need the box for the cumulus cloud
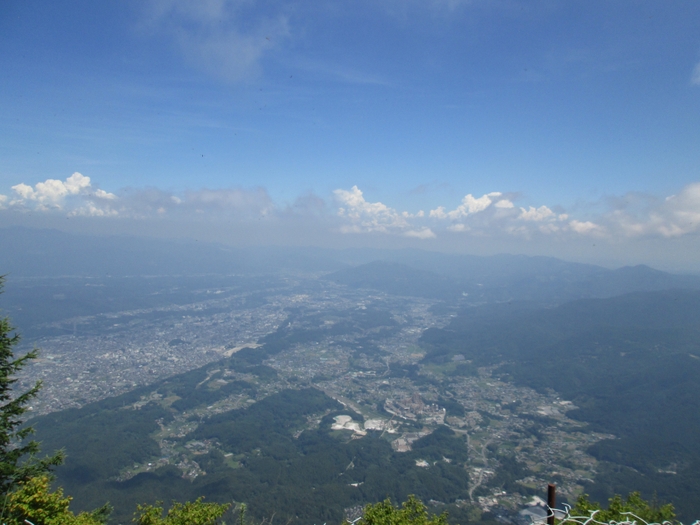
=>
[11,172,92,206]
[8,173,117,215]
[404,228,436,239]
[333,186,434,239]
[331,187,596,240]
[605,182,700,238]
[516,205,602,236]
[334,186,408,232]
[332,186,597,240]
[144,0,290,83]
[70,202,120,218]
[424,189,611,238]
[7,174,700,247]
[519,205,556,221]
[429,191,506,219]
[494,199,514,209]
[569,220,603,235]
[3,173,275,221]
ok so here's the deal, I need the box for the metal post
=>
[547,484,556,525]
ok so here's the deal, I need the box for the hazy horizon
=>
[2,1,700,271]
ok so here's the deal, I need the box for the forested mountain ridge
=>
[420,289,700,519]
[326,260,700,303]
[33,381,472,525]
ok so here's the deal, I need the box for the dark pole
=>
[547,484,556,525]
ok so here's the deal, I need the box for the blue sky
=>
[2,0,700,269]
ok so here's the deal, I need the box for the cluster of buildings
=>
[384,392,446,424]
[17,281,382,416]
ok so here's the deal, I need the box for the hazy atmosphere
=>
[4,4,700,524]
[2,1,700,269]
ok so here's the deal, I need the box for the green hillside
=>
[420,290,700,520]
[34,384,471,525]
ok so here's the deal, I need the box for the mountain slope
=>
[420,290,700,519]
[326,255,700,304]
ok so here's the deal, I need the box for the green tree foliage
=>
[32,383,472,524]
[359,495,448,525]
[133,497,230,525]
[0,276,63,494]
[570,492,676,524]
[0,475,110,525]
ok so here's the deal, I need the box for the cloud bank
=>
[1,173,273,221]
[4,174,700,254]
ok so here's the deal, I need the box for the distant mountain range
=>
[3,227,698,304]
[4,226,700,346]
[0,227,344,277]
[325,259,700,303]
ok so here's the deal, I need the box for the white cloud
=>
[692,62,700,86]
[69,203,120,218]
[519,205,555,221]
[537,223,560,234]
[31,179,68,203]
[424,189,619,240]
[64,172,92,194]
[404,228,436,239]
[333,187,577,239]
[666,183,700,225]
[9,174,700,248]
[332,186,434,239]
[4,172,273,221]
[0,194,7,209]
[428,206,447,219]
[10,183,34,201]
[494,199,514,209]
[430,191,504,220]
[568,220,602,235]
[601,182,700,238]
[93,189,117,200]
[9,173,116,212]
[334,186,411,234]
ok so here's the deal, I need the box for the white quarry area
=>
[536,400,575,417]
[332,415,366,436]
[331,415,398,436]
[363,418,397,433]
